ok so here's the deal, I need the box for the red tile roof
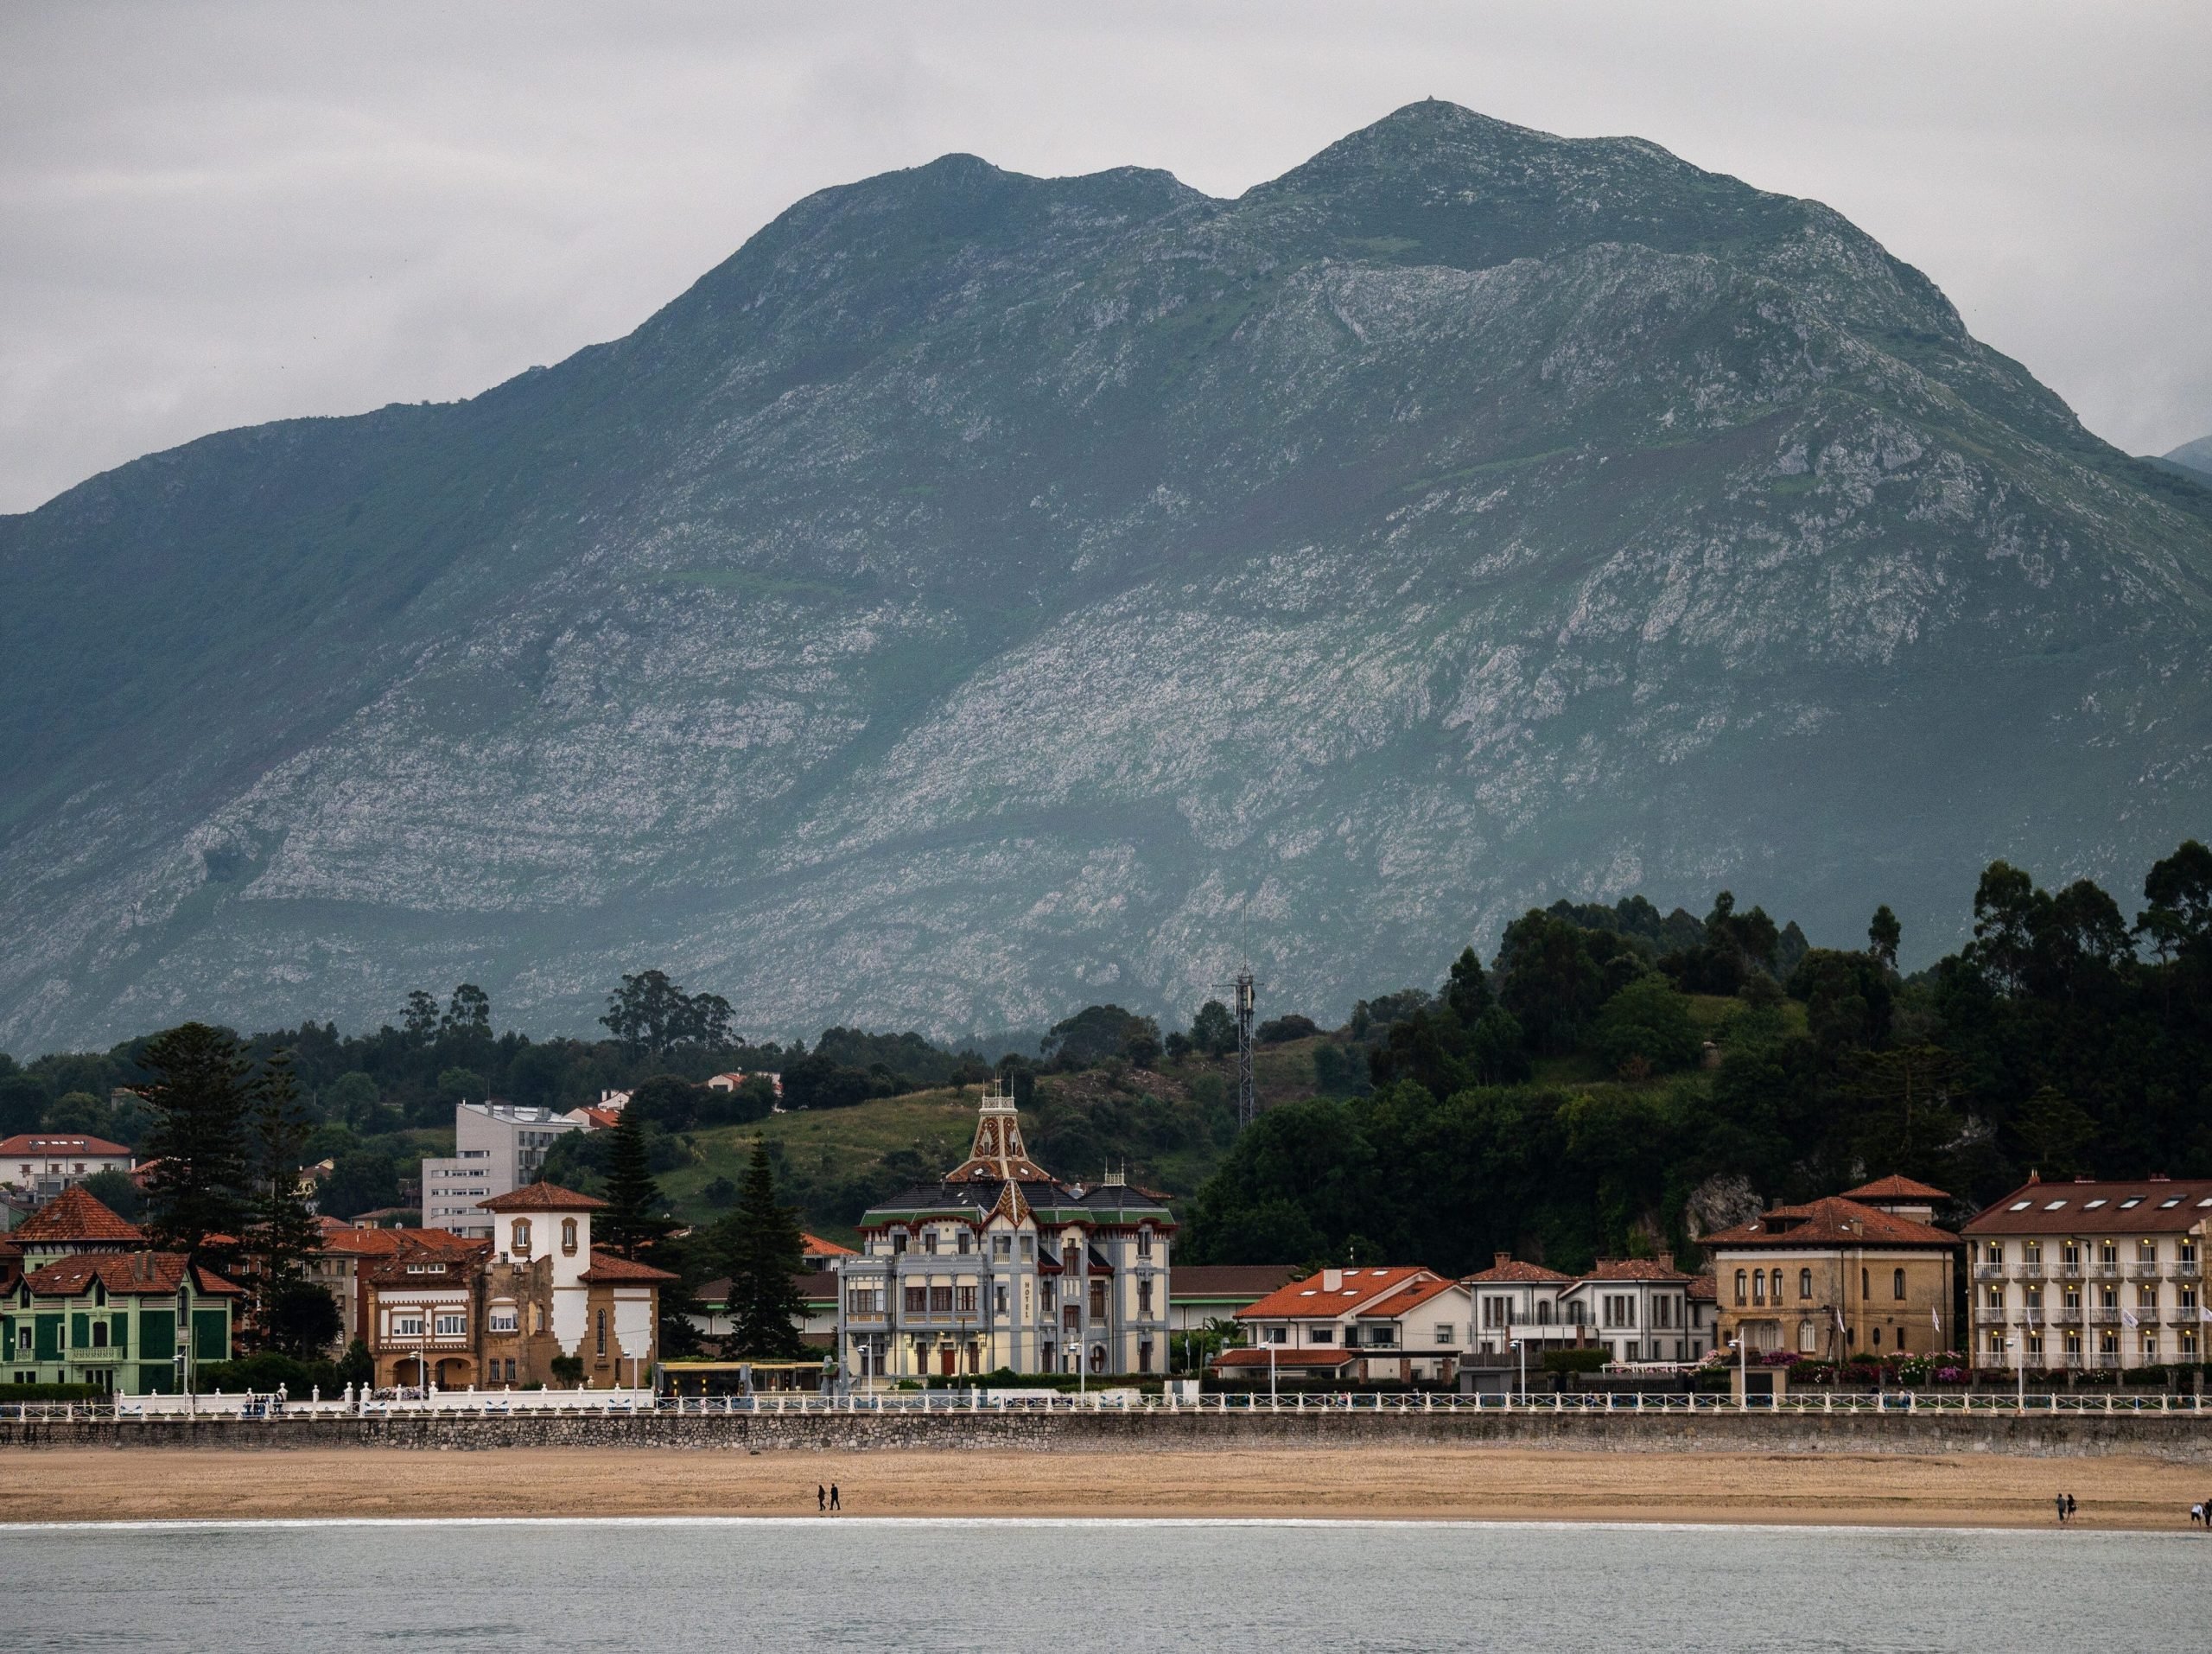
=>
[10,1186,146,1244]
[1363,1276,1463,1318]
[1463,1255,1572,1285]
[1688,1273,1718,1302]
[1841,1174,1951,1203]
[0,1133,132,1158]
[1962,1178,2212,1237]
[314,1218,480,1257]
[22,1251,239,1297]
[581,1249,679,1283]
[801,1232,856,1258]
[1212,1347,1360,1370]
[1576,1257,1693,1282]
[1235,1267,1438,1321]
[1703,1195,1957,1250]
[477,1182,606,1212]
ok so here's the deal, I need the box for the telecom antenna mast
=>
[1234,970,1257,1130]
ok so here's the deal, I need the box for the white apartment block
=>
[1963,1175,2211,1373]
[422,1102,589,1237]
[1558,1256,1706,1365]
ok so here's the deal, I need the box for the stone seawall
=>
[4,1409,2210,1461]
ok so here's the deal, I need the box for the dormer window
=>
[561,1218,578,1255]
[1137,1228,1153,1258]
[512,1219,532,1256]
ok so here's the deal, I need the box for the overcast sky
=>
[3,1,2207,514]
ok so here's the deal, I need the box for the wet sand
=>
[4,1446,2208,1529]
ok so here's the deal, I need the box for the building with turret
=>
[835,1083,1175,1383]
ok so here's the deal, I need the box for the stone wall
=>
[4,1408,2211,1461]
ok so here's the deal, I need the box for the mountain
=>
[5,100,2212,1053]
[2165,435,2212,480]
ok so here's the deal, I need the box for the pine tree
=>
[137,1022,254,1259]
[715,1139,807,1358]
[246,1052,327,1352]
[600,1106,670,1260]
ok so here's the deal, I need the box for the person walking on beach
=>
[2056,1492,2068,1524]
[830,1483,842,1512]
[817,1485,826,1512]
[2067,1493,2077,1523]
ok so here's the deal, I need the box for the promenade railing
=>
[6,1387,2209,1422]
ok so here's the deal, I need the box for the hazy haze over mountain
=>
[3,101,2210,1051]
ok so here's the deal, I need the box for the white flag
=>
[2199,1304,2210,1323]
[2121,1307,2139,1329]
[1931,1307,1941,1333]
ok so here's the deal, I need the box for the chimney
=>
[1657,1251,1674,1272]
[1494,1251,1511,1270]
[1322,1268,1342,1291]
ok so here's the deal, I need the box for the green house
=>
[6,1252,241,1395]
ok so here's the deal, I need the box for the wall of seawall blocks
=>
[4,1409,2212,1461]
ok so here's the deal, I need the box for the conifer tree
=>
[136,1022,254,1258]
[715,1139,807,1358]
[600,1106,670,1260]
[247,1052,333,1353]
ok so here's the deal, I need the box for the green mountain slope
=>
[3,100,2210,1050]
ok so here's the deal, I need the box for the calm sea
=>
[8,1517,2204,1651]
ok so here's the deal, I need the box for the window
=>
[1137,1279,1154,1315]
[1799,1321,1817,1353]
[1985,1284,2003,1310]
[995,1284,1007,1315]
[1799,1269,1814,1300]
[993,1234,1012,1260]
[1751,1273,1765,1306]
[91,1321,108,1348]
[924,1231,939,1256]
[435,1314,465,1338]
[1435,1323,1454,1345]
[512,1220,531,1255]
[1861,1268,1870,1298]
[893,1232,908,1255]
[1734,1269,1748,1306]
[1872,1326,1882,1348]
[1892,1269,1906,1301]
[393,1314,424,1338]
[929,1286,954,1314]
[1983,1241,2002,1264]
[1310,1327,1334,1344]
[1267,1326,1287,1345]
[1137,1229,1153,1258]
[1367,1326,1396,1348]
[847,1288,884,1316]
[1041,1281,1056,1312]
[956,1286,977,1315]
[904,1285,927,1314]
[1086,1279,1107,1319]
[2024,1241,2042,1264]
[489,1307,518,1333]
[561,1218,578,1255]
[1020,1236,1035,1261]
[1137,1339,1154,1373]
[1768,1270,1782,1305]
[595,1307,607,1357]
[956,1231,971,1256]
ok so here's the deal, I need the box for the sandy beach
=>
[4,1446,2209,1530]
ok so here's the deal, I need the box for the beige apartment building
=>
[1703,1177,1961,1360]
[1961,1175,2210,1374]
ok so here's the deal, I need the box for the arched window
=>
[1733,1269,1748,1306]
[1892,1268,1906,1301]
[512,1219,531,1255]
[1751,1271,1764,1305]
[562,1218,578,1255]
[1798,1269,1812,1300]
[1769,1269,1783,1305]
[595,1307,607,1356]
[1861,1268,1870,1298]
[1872,1325,1882,1348]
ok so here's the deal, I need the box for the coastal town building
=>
[421,1102,591,1237]
[835,1083,1175,1382]
[1462,1253,1585,1358]
[1559,1256,1704,1365]
[0,1133,134,1202]
[1,1189,238,1392]
[1962,1174,2212,1374]
[308,1216,483,1347]
[363,1182,672,1390]
[1703,1177,1961,1361]
[1219,1267,1472,1384]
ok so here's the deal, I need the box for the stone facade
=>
[836,1084,1174,1383]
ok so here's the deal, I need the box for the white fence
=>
[3,1388,2208,1422]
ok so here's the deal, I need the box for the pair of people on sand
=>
[816,1483,842,1512]
[2055,1492,2077,1524]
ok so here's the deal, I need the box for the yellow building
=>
[1703,1177,1960,1360]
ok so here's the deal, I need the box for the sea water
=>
[7,1517,2204,1651]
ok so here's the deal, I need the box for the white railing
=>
[6,1388,2211,1422]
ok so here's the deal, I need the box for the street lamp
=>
[1511,1337,1525,1403]
[1730,1336,1745,1410]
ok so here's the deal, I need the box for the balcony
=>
[1972,1263,2006,1282]
[2172,1261,2202,1280]
[2087,1307,2123,1325]
[1971,1303,2008,1322]
[2171,1305,2206,1325]
[2091,1262,2122,1280]
[2046,1304,2083,1323]
[2012,1262,2047,1281]
[2056,1262,2084,1279]
[2126,1263,2162,1281]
